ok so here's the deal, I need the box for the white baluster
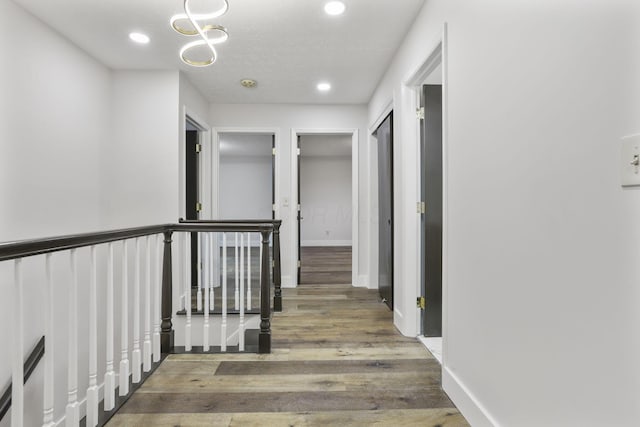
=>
[196,235,203,312]
[234,232,239,310]
[66,250,80,426]
[259,239,263,294]
[120,241,130,396]
[132,239,141,383]
[185,232,192,351]
[180,233,186,311]
[153,234,161,362]
[221,233,228,352]
[11,259,24,427]
[239,234,245,351]
[203,233,210,351]
[86,246,99,426]
[104,243,116,410]
[247,232,252,311]
[209,232,214,310]
[43,254,55,427]
[144,236,152,372]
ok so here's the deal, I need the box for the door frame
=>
[291,128,359,288]
[180,106,212,220]
[211,127,281,219]
[402,24,448,360]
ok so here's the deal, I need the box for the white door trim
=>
[291,128,360,288]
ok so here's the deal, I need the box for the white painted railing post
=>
[203,232,210,351]
[185,232,192,351]
[11,259,24,427]
[221,233,228,352]
[234,233,239,310]
[209,232,214,310]
[104,243,116,410]
[239,234,245,351]
[247,232,252,310]
[197,233,202,312]
[153,234,161,362]
[144,236,152,372]
[66,249,80,426]
[43,254,55,427]
[132,239,142,383]
[119,241,130,396]
[86,246,99,426]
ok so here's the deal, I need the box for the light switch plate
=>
[621,134,640,186]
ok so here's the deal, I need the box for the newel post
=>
[273,221,282,312]
[259,229,272,353]
[161,230,174,353]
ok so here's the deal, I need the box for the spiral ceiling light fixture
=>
[170,0,229,67]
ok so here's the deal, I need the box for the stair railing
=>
[0,221,276,427]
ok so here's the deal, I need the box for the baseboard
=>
[281,275,295,288]
[442,365,498,427]
[354,274,368,288]
[301,240,352,247]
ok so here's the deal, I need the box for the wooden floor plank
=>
[107,409,468,427]
[107,248,468,426]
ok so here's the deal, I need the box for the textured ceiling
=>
[13,0,425,104]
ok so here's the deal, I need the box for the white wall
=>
[106,71,180,227]
[209,104,368,287]
[369,0,640,425]
[300,151,352,246]
[0,1,113,425]
[219,156,272,220]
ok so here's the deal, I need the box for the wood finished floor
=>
[300,246,352,285]
[107,249,468,427]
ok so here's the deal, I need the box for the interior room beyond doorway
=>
[298,135,352,285]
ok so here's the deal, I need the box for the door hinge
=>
[417,296,426,310]
[417,201,426,214]
[195,143,202,153]
[196,202,202,212]
[272,147,276,155]
[297,260,301,268]
[297,147,301,156]
[416,107,425,120]
[272,203,277,211]
[297,204,301,211]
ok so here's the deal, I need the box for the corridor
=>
[106,284,468,426]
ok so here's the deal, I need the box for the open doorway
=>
[297,135,353,285]
[414,43,444,363]
[218,133,275,220]
[185,118,204,291]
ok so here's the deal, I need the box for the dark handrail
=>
[0,336,45,421]
[0,223,274,262]
[179,219,283,312]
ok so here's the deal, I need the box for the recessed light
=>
[129,32,150,44]
[317,82,332,92]
[324,1,346,16]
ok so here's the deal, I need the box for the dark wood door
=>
[185,129,200,286]
[376,113,393,309]
[421,85,443,337]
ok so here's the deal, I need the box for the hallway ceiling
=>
[13,0,425,104]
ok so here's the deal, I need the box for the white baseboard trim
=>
[301,240,352,247]
[281,275,295,288]
[442,365,498,427]
[354,274,368,288]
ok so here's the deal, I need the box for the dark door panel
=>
[375,113,394,309]
[421,85,443,337]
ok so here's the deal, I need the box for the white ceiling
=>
[13,0,425,104]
